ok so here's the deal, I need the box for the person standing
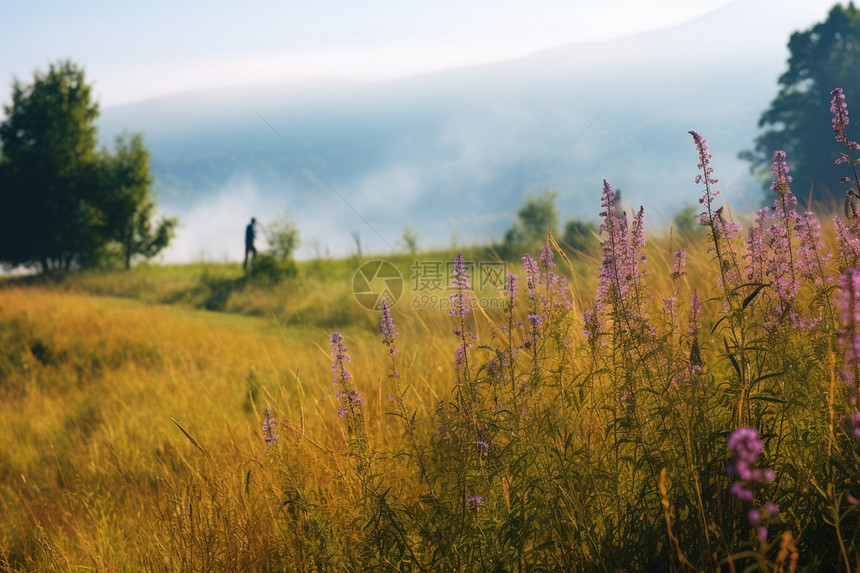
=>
[244,217,257,269]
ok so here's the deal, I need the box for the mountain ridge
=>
[96,0,840,262]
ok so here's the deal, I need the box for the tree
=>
[741,3,860,203]
[502,190,559,253]
[0,60,176,271]
[0,60,102,271]
[517,190,559,242]
[262,215,300,262]
[100,132,177,269]
[562,217,598,252]
[672,204,706,239]
[398,226,419,256]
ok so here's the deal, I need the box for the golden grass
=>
[0,217,853,569]
[0,281,486,568]
[0,232,692,562]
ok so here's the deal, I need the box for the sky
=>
[0,0,745,108]
[0,0,847,265]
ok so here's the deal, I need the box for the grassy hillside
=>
[8,244,598,332]
[1,201,859,570]
[3,127,860,569]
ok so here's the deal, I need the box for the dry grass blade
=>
[658,468,695,570]
[547,227,581,316]
[171,418,206,454]
[775,530,799,573]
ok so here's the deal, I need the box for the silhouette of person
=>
[244,217,257,269]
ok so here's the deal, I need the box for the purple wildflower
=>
[748,504,776,546]
[712,213,743,283]
[522,253,540,299]
[794,211,832,287]
[689,131,719,224]
[449,253,476,371]
[770,150,793,197]
[632,206,647,270]
[503,272,518,300]
[380,300,399,355]
[330,332,352,383]
[336,389,364,419]
[835,216,860,269]
[845,410,860,437]
[597,180,629,303]
[730,481,754,502]
[672,249,686,278]
[538,240,574,311]
[449,253,473,319]
[596,181,620,298]
[768,151,800,303]
[764,501,779,517]
[790,314,822,331]
[832,88,849,133]
[551,275,573,311]
[748,509,762,526]
[453,342,468,367]
[582,303,604,349]
[663,297,676,318]
[839,268,860,371]
[539,241,556,270]
[691,131,746,304]
[688,289,701,336]
[261,407,278,445]
[728,427,765,478]
[476,440,490,456]
[466,495,483,508]
[619,389,636,414]
[728,427,775,511]
[522,253,547,354]
[595,180,648,328]
[832,88,860,204]
[745,207,769,284]
[330,332,364,433]
[788,207,830,329]
[832,88,860,154]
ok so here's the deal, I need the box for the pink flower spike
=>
[748,509,761,526]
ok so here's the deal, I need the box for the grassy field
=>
[3,133,860,570]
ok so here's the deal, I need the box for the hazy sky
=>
[1,0,748,108]
[0,0,848,263]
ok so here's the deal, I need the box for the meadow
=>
[2,98,860,571]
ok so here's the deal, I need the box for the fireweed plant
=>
[254,91,860,571]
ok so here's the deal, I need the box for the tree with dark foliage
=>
[99,132,176,269]
[0,61,102,271]
[741,3,860,204]
[0,60,175,272]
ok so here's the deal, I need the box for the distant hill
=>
[97,0,839,262]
